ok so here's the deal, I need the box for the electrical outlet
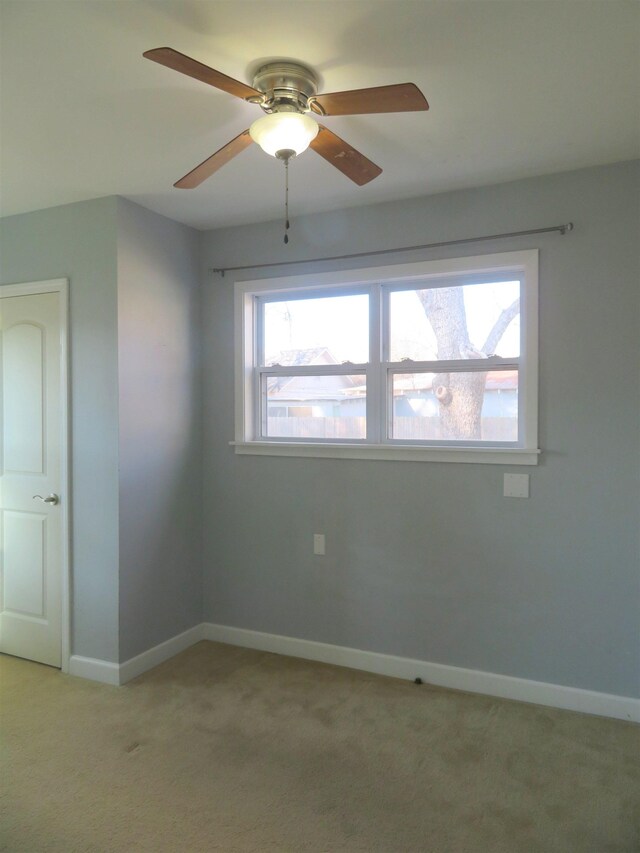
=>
[503,473,530,498]
[313,533,325,555]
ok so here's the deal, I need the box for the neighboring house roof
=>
[267,347,356,399]
[269,374,359,401]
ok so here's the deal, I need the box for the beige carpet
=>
[1,641,639,852]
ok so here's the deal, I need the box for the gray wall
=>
[116,199,202,662]
[0,198,121,662]
[0,196,203,665]
[1,162,638,696]
[200,161,640,698]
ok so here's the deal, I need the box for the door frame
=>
[1,278,71,672]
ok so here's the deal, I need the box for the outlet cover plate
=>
[313,533,325,555]
[504,473,530,498]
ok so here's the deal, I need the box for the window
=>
[234,251,538,464]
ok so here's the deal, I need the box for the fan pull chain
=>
[284,157,290,245]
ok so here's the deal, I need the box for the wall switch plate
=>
[504,473,530,498]
[313,533,325,555]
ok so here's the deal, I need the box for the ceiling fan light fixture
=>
[249,112,319,159]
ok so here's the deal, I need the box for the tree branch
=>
[482,298,520,355]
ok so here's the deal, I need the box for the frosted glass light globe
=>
[249,112,319,158]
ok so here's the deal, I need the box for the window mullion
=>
[382,285,392,443]
[255,295,265,365]
[252,296,261,440]
[258,372,267,439]
[366,284,382,444]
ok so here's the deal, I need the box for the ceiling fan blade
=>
[309,126,382,186]
[143,47,262,101]
[313,83,428,116]
[174,131,254,189]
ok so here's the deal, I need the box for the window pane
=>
[389,281,520,362]
[391,370,518,442]
[263,294,369,366]
[264,374,366,439]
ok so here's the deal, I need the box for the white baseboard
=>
[67,621,639,722]
[68,655,120,686]
[69,624,206,686]
[202,622,640,723]
[118,624,207,684]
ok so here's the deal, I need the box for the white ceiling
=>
[1,0,638,230]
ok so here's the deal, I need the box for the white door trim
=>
[1,278,71,672]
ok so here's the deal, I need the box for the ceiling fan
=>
[143,48,429,189]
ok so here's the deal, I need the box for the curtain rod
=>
[211,222,573,276]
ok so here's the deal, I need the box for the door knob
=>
[32,493,60,505]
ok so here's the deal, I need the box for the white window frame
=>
[233,250,539,465]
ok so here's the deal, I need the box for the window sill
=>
[231,441,540,465]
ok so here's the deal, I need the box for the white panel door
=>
[0,291,64,667]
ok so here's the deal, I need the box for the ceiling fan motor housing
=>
[251,62,319,114]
